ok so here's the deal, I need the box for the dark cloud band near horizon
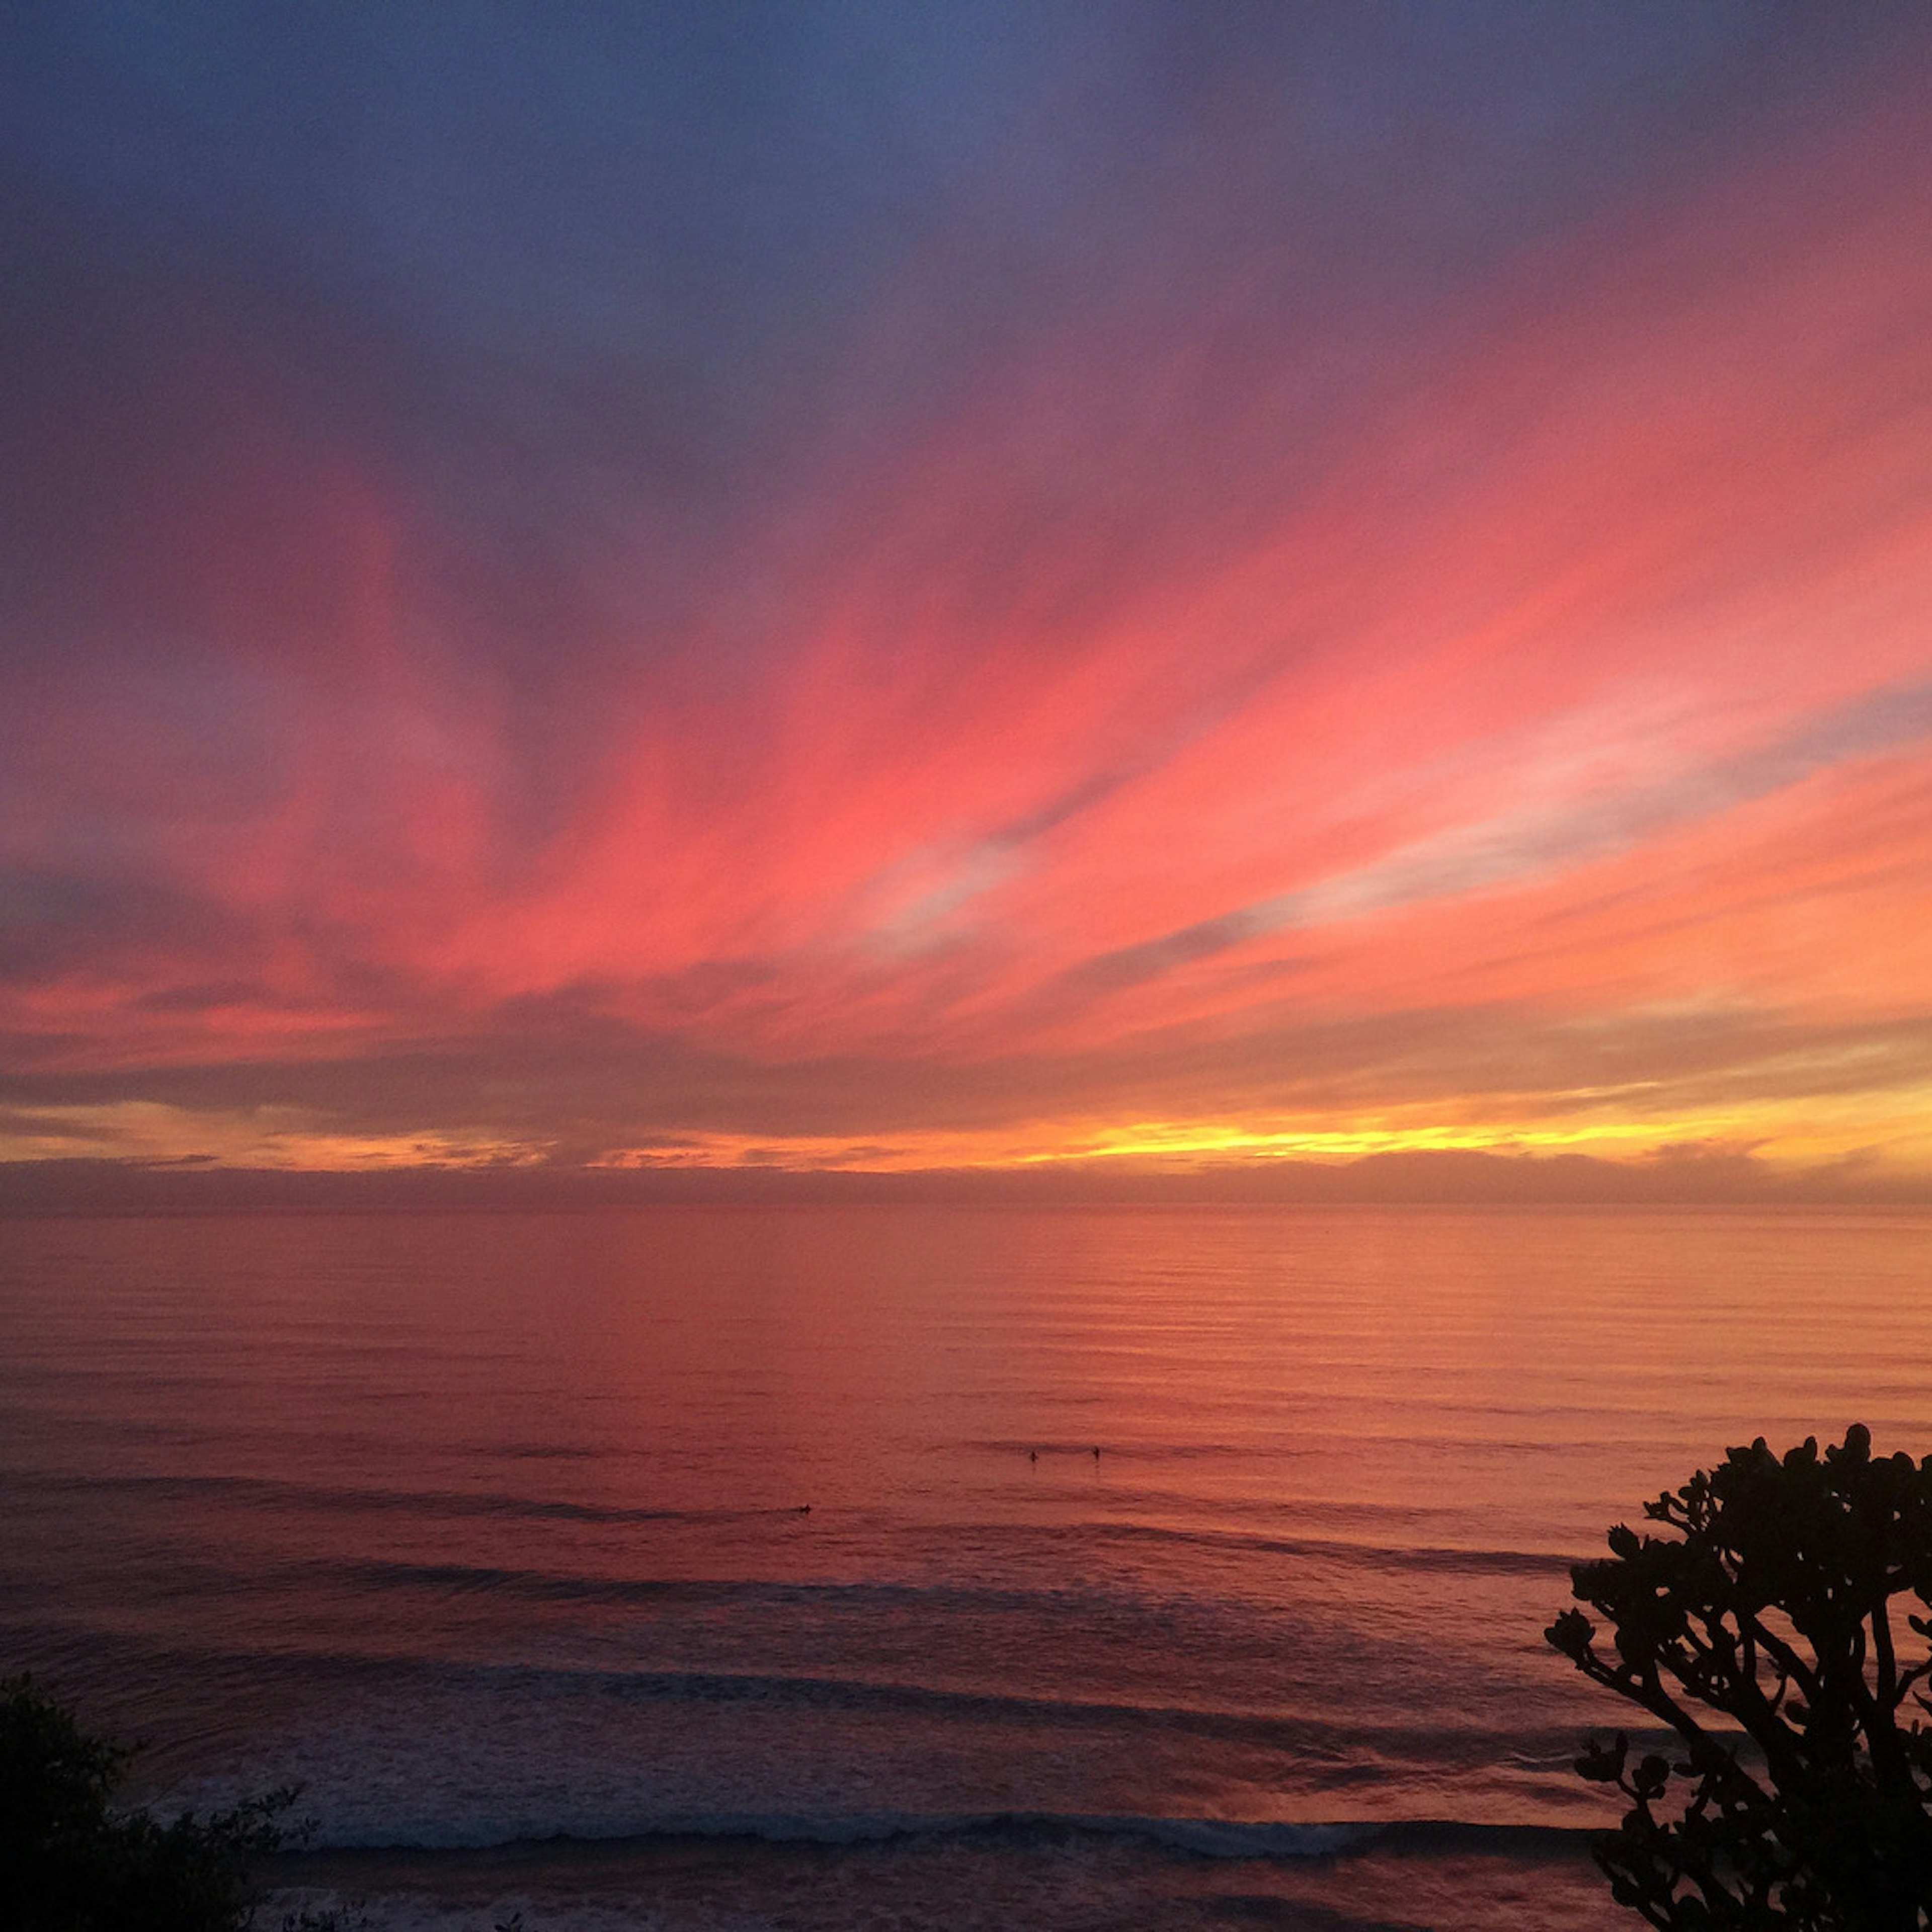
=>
[4,4,1931,1192]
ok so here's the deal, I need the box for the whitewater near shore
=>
[260,1820,1622,1932]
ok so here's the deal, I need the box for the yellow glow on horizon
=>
[5,1081,1929,1185]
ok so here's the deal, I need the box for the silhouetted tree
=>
[0,1676,547,1930]
[1547,1426,1932,1928]
[1,1673,306,1931]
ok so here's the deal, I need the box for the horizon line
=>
[3,1146,1929,1215]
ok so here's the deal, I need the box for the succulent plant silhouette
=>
[1549,1426,1932,1928]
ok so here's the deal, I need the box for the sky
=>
[3,2,1931,1198]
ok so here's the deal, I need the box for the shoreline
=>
[259,1821,1618,1932]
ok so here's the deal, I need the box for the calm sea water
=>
[2,1204,1927,1930]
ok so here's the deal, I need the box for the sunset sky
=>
[4,3,1931,1196]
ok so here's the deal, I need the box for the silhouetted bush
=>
[1548,1425,1932,1928]
[1,1673,308,1931]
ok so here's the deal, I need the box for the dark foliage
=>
[1547,1425,1932,1928]
[0,1673,302,1932]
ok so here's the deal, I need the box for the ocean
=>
[2,1203,1927,1930]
